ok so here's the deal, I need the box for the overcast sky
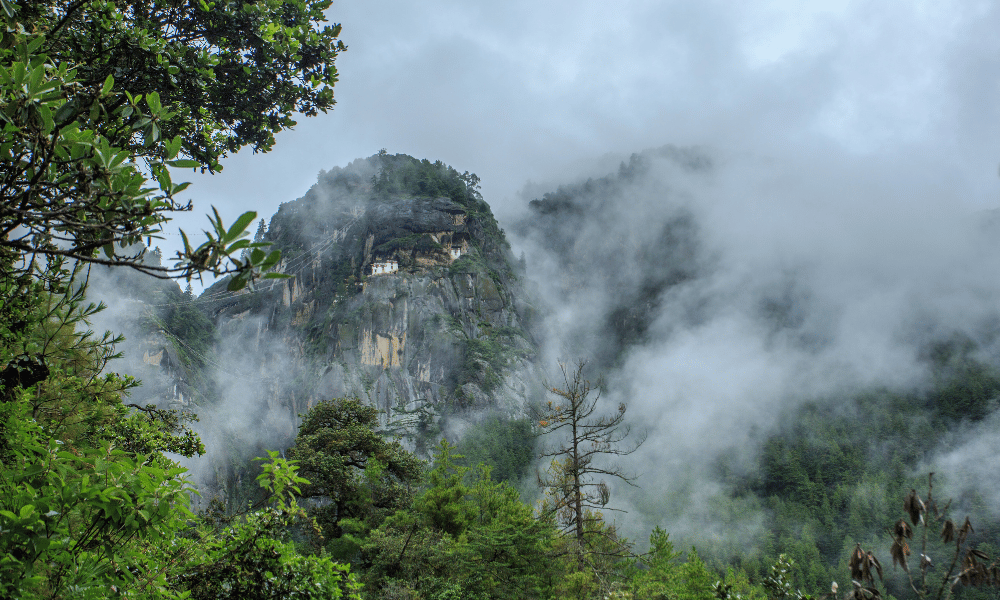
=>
[135,0,1000,537]
[166,0,1000,288]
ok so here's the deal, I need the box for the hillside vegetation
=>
[2,0,999,593]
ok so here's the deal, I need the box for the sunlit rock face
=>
[203,154,543,451]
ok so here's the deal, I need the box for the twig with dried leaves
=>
[852,473,998,600]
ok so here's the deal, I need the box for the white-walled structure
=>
[371,259,399,275]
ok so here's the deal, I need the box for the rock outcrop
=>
[202,153,542,450]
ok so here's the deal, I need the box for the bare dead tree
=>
[536,360,646,565]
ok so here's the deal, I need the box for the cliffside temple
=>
[184,153,542,455]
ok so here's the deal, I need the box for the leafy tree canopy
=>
[287,397,424,540]
[0,0,344,286]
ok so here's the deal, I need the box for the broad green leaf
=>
[26,34,44,54]
[54,100,77,123]
[146,90,161,113]
[156,166,171,191]
[225,211,256,243]
[27,63,43,96]
[226,239,251,252]
[101,74,114,96]
[0,0,16,18]
[260,249,282,268]
[38,103,53,132]
[164,135,182,159]
[227,275,247,291]
[165,159,200,168]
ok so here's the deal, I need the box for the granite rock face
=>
[203,154,542,451]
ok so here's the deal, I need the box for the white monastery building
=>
[370,259,399,275]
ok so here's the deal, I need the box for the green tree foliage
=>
[1,321,363,600]
[456,413,537,485]
[0,0,342,284]
[925,336,1000,423]
[287,397,424,544]
[173,451,362,600]
[625,528,719,600]
[0,422,195,597]
[359,441,557,600]
[706,344,1000,597]
[850,474,1000,600]
[463,464,555,598]
[365,152,510,260]
[175,511,361,600]
[370,152,472,204]
[0,262,203,462]
[0,0,359,595]
[414,439,475,537]
[0,264,363,598]
[0,272,193,596]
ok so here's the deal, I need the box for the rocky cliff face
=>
[201,153,542,451]
[88,260,217,416]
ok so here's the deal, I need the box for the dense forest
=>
[3,1,1000,600]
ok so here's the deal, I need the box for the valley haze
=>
[90,0,1000,571]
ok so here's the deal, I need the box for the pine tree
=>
[537,361,646,566]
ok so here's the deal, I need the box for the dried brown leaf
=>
[849,581,882,600]
[962,516,975,535]
[894,519,912,539]
[959,516,974,544]
[969,564,989,586]
[870,553,883,581]
[904,489,925,525]
[941,519,955,543]
[849,544,865,580]
[891,539,910,573]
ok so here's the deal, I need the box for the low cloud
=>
[512,139,1000,547]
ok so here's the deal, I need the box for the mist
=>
[511,139,1000,550]
[72,0,1000,568]
[83,259,308,507]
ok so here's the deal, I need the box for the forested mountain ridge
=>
[513,145,711,369]
[107,149,1000,599]
[510,144,1000,599]
[197,153,543,447]
[90,153,547,508]
[13,137,1000,599]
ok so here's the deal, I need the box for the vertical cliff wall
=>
[200,154,543,452]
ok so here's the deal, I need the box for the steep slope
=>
[201,153,542,451]
[513,145,712,368]
[510,144,1000,594]
[87,253,217,414]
